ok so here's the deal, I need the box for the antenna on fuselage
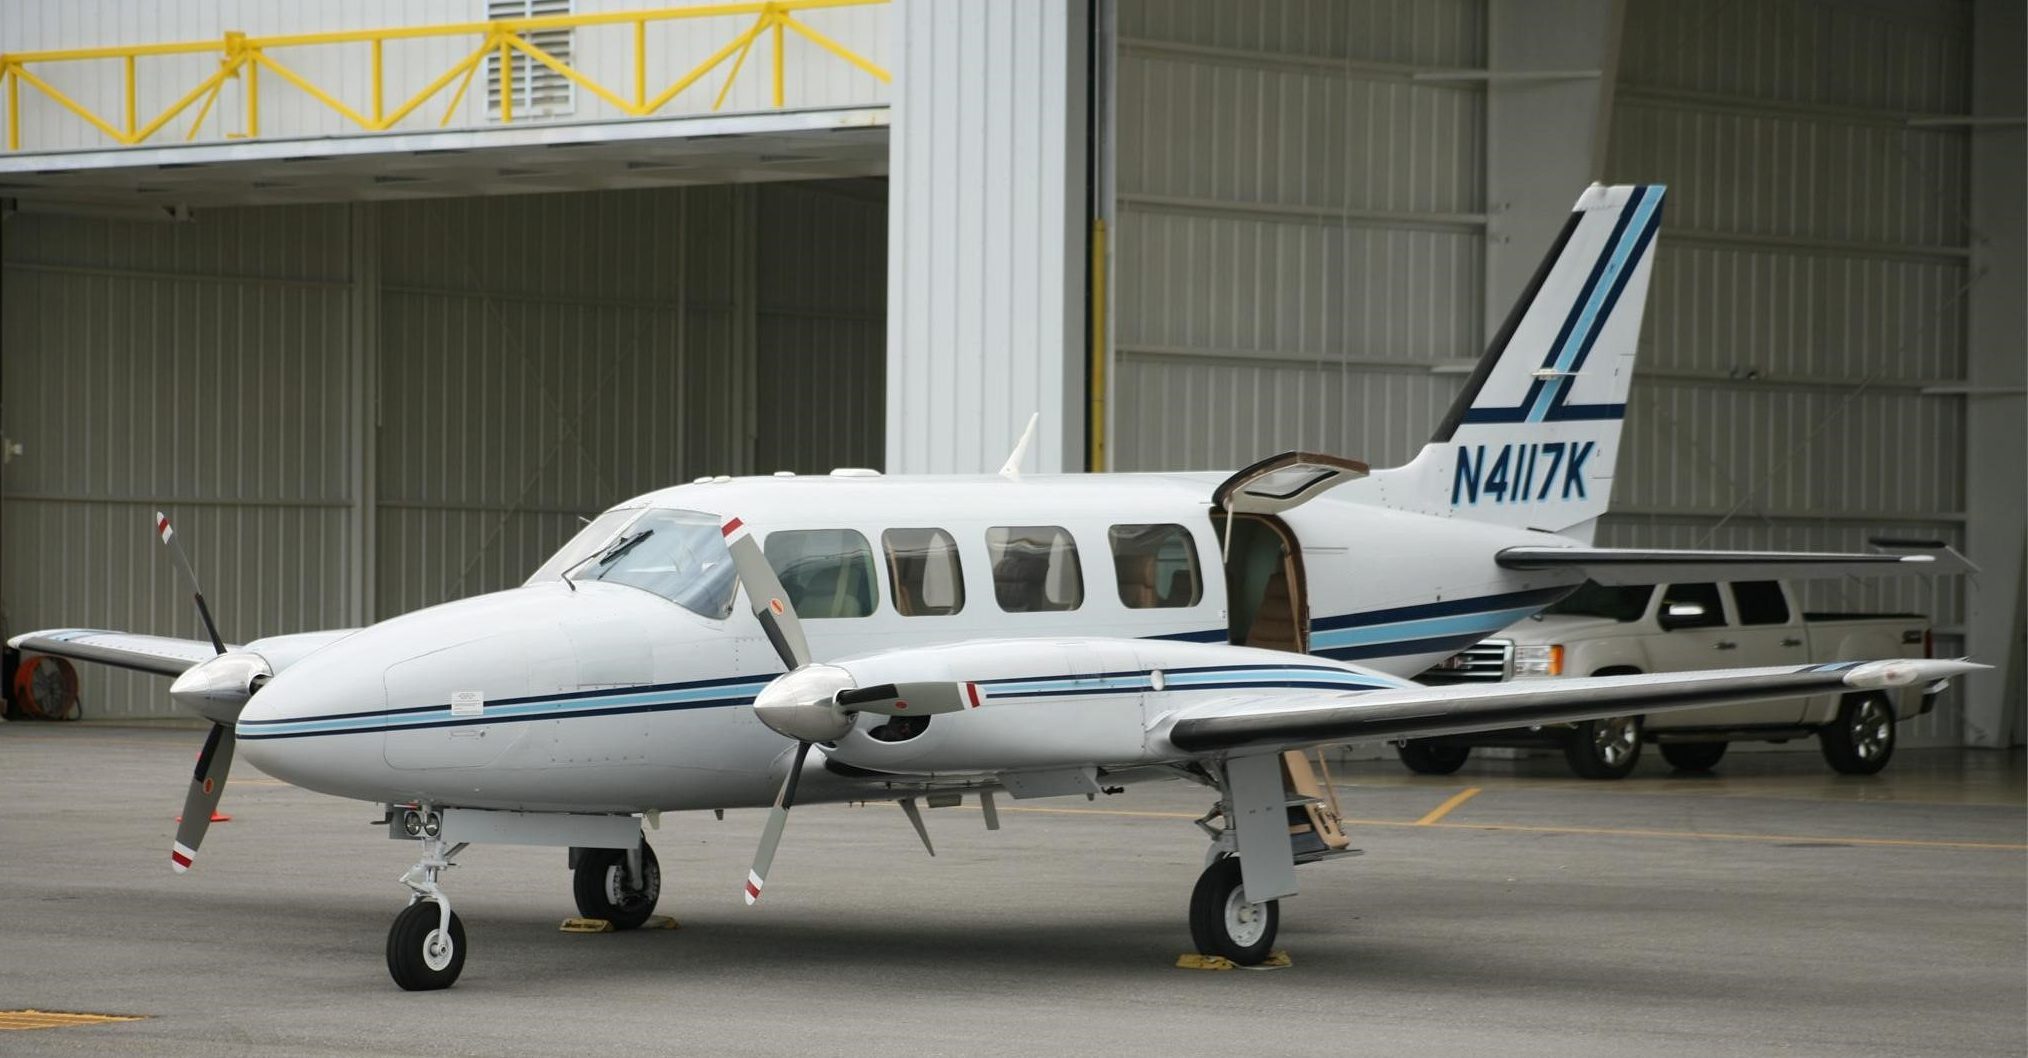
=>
[998,412,1039,481]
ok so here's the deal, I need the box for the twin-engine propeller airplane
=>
[13,184,1979,991]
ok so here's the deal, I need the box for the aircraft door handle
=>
[1781,637,1803,647]
[1713,641,1737,651]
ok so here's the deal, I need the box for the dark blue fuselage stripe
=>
[1311,586,1570,631]
[1313,630,1499,661]
[236,670,778,729]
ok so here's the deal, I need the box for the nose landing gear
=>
[389,808,469,991]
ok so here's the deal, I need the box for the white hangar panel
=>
[1109,0,1488,471]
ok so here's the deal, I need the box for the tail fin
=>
[1376,183,1665,544]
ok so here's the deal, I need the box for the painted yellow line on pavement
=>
[991,804,2024,852]
[1416,787,1482,826]
[0,1010,146,1031]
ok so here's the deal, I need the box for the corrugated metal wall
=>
[1110,0,1487,472]
[1602,0,1971,745]
[1109,0,1975,743]
[1,180,885,717]
[0,0,890,152]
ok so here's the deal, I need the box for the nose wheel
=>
[389,817,469,991]
[387,900,466,991]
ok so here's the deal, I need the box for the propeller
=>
[721,517,978,905]
[153,511,245,874]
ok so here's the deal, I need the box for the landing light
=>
[403,810,423,837]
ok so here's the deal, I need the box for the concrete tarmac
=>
[1,725,2022,1057]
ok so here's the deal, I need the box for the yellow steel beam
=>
[506,35,639,117]
[0,1,879,63]
[712,15,767,112]
[0,0,888,150]
[777,12,891,83]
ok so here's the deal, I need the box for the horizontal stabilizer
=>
[1163,659,1984,754]
[1494,541,1975,585]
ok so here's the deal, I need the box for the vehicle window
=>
[764,529,879,619]
[1731,581,1790,625]
[987,526,1084,612]
[525,508,639,584]
[560,508,738,619]
[1544,581,1653,622]
[883,528,965,617]
[1658,583,1726,629]
[1109,523,1203,609]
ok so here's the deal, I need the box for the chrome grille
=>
[1415,638,1513,685]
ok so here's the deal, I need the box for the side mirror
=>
[1659,602,1706,630]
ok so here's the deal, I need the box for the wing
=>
[1159,659,1981,755]
[1495,540,1974,585]
[6,629,226,678]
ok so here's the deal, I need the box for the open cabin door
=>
[1211,452,1368,655]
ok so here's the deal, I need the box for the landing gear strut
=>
[388,807,468,991]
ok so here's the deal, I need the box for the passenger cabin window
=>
[1731,581,1790,625]
[988,526,1084,612]
[764,529,878,618]
[1658,582,1726,630]
[1109,524,1203,609]
[883,528,965,616]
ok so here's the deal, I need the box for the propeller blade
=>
[720,517,809,671]
[172,723,235,873]
[744,740,812,905]
[835,681,983,717]
[154,511,226,656]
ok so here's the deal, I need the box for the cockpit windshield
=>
[526,507,738,619]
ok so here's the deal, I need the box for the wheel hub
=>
[1854,701,1892,760]
[1223,886,1268,947]
[1595,716,1637,765]
[422,929,455,972]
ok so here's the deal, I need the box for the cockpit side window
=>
[1109,523,1203,609]
[562,508,738,619]
[987,525,1084,612]
[764,529,880,618]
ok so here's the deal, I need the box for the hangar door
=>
[0,180,886,719]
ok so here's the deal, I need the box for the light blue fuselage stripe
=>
[1308,606,1539,650]
[1526,190,1661,423]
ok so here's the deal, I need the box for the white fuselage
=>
[236,471,1583,812]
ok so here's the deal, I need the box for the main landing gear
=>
[1185,752,1355,965]
[389,807,468,991]
[571,842,662,930]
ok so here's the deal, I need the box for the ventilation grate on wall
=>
[487,0,576,119]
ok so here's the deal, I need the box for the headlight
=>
[1514,644,1564,676]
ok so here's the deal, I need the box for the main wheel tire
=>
[1187,856,1279,966]
[1659,741,1728,772]
[1396,740,1471,776]
[1819,693,1895,776]
[572,842,661,930]
[1564,715,1643,780]
[386,901,465,991]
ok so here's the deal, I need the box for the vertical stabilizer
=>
[1374,184,1665,543]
